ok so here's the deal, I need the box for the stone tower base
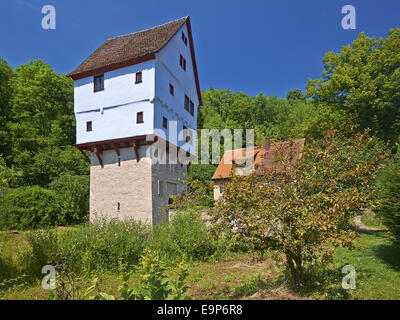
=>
[89,144,187,226]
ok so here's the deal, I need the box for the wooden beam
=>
[78,149,91,163]
[94,145,103,167]
[112,143,120,157]
[133,140,140,163]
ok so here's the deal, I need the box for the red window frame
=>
[179,54,186,71]
[135,71,142,84]
[189,100,194,116]
[163,117,168,129]
[93,74,104,92]
[184,95,190,111]
[182,32,188,46]
[136,111,144,124]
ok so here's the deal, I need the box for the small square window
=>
[184,95,189,111]
[163,117,168,129]
[182,32,188,46]
[179,54,186,71]
[136,111,144,124]
[94,75,104,92]
[86,121,92,132]
[190,100,194,116]
[169,83,174,96]
[135,71,142,84]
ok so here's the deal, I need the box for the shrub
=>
[0,186,59,230]
[152,210,217,262]
[57,219,151,274]
[19,229,59,281]
[374,145,400,242]
[49,174,89,225]
[19,219,152,277]
[119,249,191,300]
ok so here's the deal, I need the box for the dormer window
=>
[86,121,92,132]
[181,32,188,46]
[135,71,142,84]
[179,54,186,71]
[94,75,104,92]
[136,111,144,124]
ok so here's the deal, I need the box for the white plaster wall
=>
[155,22,199,154]
[90,146,153,224]
[74,60,155,113]
[153,99,195,155]
[76,100,154,144]
[74,22,200,152]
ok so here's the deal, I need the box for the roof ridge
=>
[105,16,188,42]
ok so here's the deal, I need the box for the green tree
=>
[49,174,90,225]
[286,89,306,104]
[210,129,389,285]
[0,185,59,230]
[374,143,400,242]
[7,60,87,186]
[307,30,400,142]
[0,58,14,159]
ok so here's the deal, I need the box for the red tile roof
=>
[68,16,202,105]
[211,138,305,180]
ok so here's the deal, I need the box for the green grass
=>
[1,225,400,300]
[360,210,386,230]
[334,231,400,299]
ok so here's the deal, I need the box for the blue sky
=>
[1,0,399,98]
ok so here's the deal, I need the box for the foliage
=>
[152,210,217,262]
[57,219,152,274]
[0,156,17,195]
[172,177,214,209]
[0,58,14,159]
[48,252,80,300]
[49,174,89,225]
[19,219,151,278]
[307,29,400,143]
[210,129,390,285]
[19,229,59,282]
[0,186,59,230]
[374,144,400,242]
[0,59,88,189]
[286,89,306,104]
[118,249,190,300]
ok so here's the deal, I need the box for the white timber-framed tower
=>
[68,16,201,226]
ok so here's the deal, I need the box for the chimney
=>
[264,137,270,151]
